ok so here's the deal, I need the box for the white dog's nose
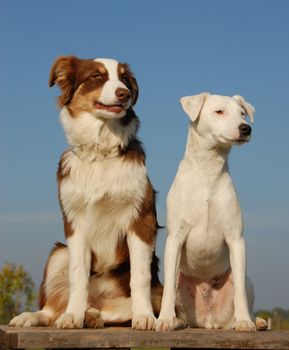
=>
[239,124,252,137]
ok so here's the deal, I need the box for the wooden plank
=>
[1,326,289,349]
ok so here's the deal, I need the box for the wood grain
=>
[1,326,289,349]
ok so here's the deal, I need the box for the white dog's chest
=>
[168,166,236,279]
[181,229,230,279]
[180,198,230,279]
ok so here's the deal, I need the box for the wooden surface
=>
[1,326,289,349]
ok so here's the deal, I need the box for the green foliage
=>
[255,309,273,319]
[0,263,36,324]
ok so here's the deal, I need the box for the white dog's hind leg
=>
[256,317,268,331]
[246,277,268,331]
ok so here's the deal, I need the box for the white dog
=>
[156,93,267,332]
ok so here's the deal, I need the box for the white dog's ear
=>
[232,95,255,124]
[180,93,210,122]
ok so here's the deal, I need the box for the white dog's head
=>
[180,92,255,147]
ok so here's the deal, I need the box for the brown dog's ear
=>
[128,74,139,106]
[122,63,139,106]
[49,55,79,107]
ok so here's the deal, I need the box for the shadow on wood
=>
[1,326,289,350]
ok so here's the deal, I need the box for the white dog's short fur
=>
[156,93,267,332]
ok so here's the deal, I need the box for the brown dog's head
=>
[49,56,139,119]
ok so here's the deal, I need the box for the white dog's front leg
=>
[155,223,189,331]
[55,233,91,329]
[228,236,256,332]
[127,233,155,330]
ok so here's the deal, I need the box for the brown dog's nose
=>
[116,88,131,103]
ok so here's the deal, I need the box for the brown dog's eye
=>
[215,110,224,115]
[121,74,129,84]
[91,72,102,79]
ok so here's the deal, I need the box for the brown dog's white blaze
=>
[19,55,162,329]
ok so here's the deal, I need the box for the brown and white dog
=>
[9,56,162,330]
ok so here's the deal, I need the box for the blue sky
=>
[1,0,288,311]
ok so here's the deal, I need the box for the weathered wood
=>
[1,326,289,349]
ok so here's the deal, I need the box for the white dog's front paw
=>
[155,317,187,331]
[132,314,156,330]
[55,313,84,329]
[9,312,38,327]
[235,319,257,332]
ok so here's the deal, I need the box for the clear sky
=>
[1,0,288,311]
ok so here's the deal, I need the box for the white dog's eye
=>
[215,110,224,115]
[241,111,246,118]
